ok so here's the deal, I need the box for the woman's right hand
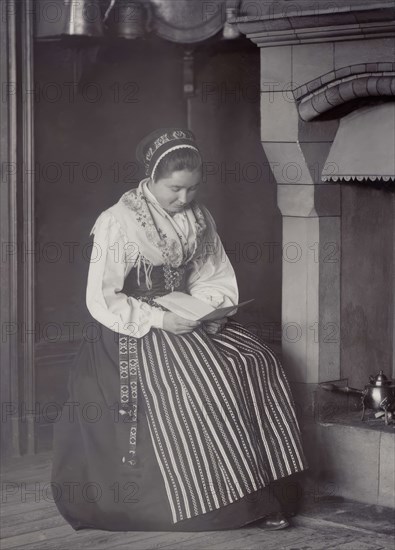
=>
[162,312,201,335]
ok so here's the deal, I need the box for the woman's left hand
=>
[203,318,227,335]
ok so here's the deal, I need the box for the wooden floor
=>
[1,452,394,550]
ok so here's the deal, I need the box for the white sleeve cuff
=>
[151,308,165,330]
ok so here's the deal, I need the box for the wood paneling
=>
[1,0,37,458]
[0,0,20,459]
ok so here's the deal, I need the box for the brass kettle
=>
[362,370,395,416]
[320,370,395,424]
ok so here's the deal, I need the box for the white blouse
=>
[86,179,239,338]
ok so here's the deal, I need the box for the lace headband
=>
[136,128,200,178]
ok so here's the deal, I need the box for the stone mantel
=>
[233,1,395,46]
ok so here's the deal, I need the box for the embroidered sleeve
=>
[187,207,239,310]
[86,210,165,337]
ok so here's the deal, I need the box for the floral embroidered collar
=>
[120,179,207,268]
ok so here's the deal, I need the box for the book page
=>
[155,292,254,322]
[198,299,254,321]
[154,292,214,321]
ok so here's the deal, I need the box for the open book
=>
[154,292,254,322]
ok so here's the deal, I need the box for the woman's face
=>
[149,169,201,214]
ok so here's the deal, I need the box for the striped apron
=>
[118,266,307,524]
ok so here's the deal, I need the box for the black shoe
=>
[257,512,290,531]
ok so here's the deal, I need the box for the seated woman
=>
[51,128,307,532]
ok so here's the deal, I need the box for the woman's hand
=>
[163,312,201,335]
[203,318,228,335]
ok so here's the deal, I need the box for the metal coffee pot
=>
[320,370,395,424]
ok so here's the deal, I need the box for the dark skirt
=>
[51,321,306,531]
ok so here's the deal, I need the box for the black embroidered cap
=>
[136,128,200,179]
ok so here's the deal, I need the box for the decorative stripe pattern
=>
[119,335,139,466]
[121,320,307,523]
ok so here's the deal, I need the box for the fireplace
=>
[234,0,395,507]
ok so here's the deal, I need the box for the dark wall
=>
[341,185,395,388]
[190,43,282,332]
